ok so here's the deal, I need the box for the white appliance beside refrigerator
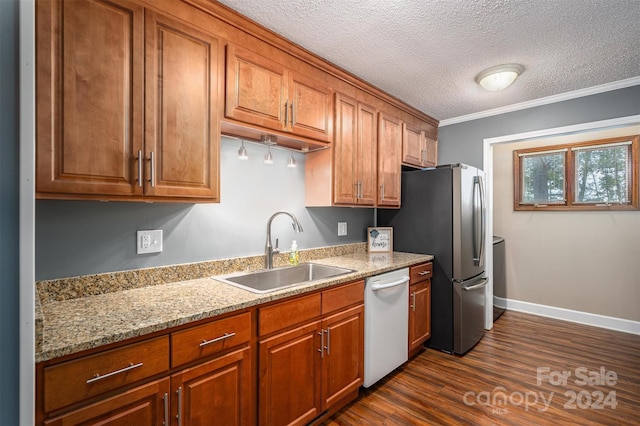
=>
[379,163,488,354]
[363,268,410,387]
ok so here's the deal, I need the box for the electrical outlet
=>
[137,230,163,254]
[337,222,348,236]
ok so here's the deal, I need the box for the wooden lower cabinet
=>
[322,305,364,408]
[172,347,252,426]
[259,321,323,426]
[44,378,170,426]
[258,306,364,426]
[408,262,433,357]
[409,281,431,354]
[38,282,366,426]
[258,281,365,426]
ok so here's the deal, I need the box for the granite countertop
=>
[37,251,433,363]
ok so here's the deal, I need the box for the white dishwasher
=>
[363,267,410,387]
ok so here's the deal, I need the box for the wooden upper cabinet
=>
[36,0,144,197]
[36,0,221,201]
[144,10,221,200]
[225,44,333,143]
[333,94,358,205]
[333,93,376,206]
[402,122,438,168]
[225,44,287,132]
[423,134,438,167]
[377,112,402,207]
[402,122,424,167]
[289,73,333,142]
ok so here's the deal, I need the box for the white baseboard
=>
[494,296,640,335]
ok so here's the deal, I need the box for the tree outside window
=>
[514,136,638,211]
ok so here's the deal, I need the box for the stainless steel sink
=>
[213,263,355,294]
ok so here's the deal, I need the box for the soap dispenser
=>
[289,240,299,265]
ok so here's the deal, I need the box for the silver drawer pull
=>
[200,332,236,347]
[86,362,143,384]
[418,271,431,276]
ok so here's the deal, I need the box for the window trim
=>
[513,135,639,211]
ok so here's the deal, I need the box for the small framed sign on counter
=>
[367,227,393,252]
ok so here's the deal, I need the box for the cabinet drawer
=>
[43,336,169,413]
[259,293,321,336]
[321,280,364,314]
[171,312,251,367]
[410,262,433,283]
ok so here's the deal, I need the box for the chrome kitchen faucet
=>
[264,211,303,269]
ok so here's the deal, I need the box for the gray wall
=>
[36,138,374,280]
[438,85,640,168]
[0,0,20,423]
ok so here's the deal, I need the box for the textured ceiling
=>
[217,0,640,122]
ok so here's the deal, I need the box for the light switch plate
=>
[137,230,163,254]
[337,222,348,236]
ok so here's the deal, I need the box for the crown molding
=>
[439,76,640,127]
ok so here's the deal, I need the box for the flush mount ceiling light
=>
[237,140,249,160]
[475,64,524,91]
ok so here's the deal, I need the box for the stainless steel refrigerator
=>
[378,164,488,354]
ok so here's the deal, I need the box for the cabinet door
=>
[409,281,431,352]
[289,73,333,142]
[44,378,169,426]
[377,113,402,207]
[259,321,322,426]
[172,347,252,426]
[356,102,377,206]
[402,122,424,167]
[321,305,364,409]
[333,94,358,204]
[144,10,221,200]
[423,135,438,167]
[36,0,144,197]
[225,44,288,132]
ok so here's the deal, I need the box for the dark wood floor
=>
[322,311,640,425]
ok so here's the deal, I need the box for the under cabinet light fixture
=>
[264,146,274,164]
[286,153,297,168]
[237,140,249,160]
[475,64,524,91]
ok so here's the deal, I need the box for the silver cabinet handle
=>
[380,184,385,200]
[176,386,183,426]
[137,150,143,187]
[149,151,155,187]
[200,332,236,347]
[163,392,169,426]
[318,330,324,358]
[418,271,431,276]
[290,101,295,125]
[284,101,288,125]
[86,362,143,384]
[358,181,363,199]
[411,292,416,311]
[324,329,330,355]
[421,149,426,165]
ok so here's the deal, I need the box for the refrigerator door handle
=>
[472,175,486,268]
[463,278,488,291]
